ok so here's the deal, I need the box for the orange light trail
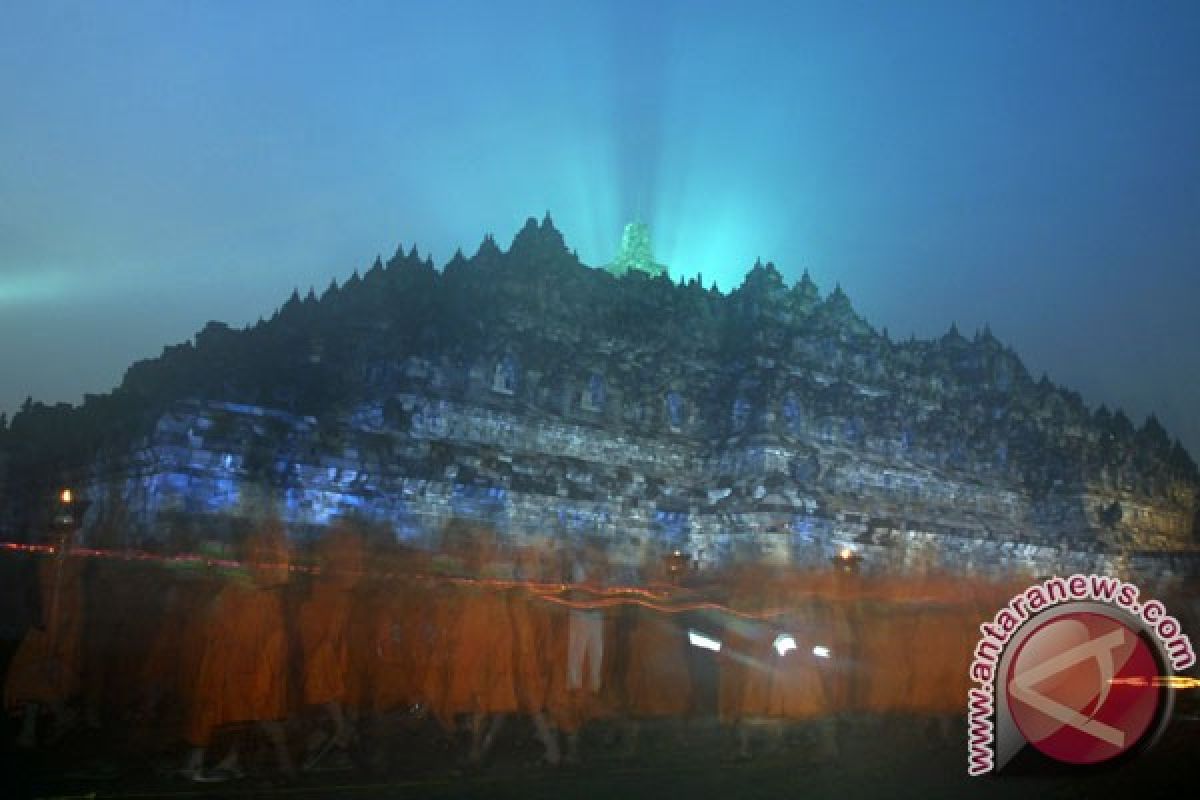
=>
[529,591,796,621]
[1109,676,1200,689]
[0,539,995,620]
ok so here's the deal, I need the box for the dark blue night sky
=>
[2,1,1198,454]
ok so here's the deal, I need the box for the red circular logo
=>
[1006,611,1160,765]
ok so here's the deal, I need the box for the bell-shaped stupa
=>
[608,221,668,278]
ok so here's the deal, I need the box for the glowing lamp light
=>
[812,645,831,659]
[688,630,722,652]
[833,546,863,573]
[773,634,797,656]
[668,548,689,581]
[60,489,73,505]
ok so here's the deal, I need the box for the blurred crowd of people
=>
[3,517,1194,783]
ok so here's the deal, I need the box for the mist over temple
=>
[0,215,1195,580]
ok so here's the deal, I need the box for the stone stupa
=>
[608,221,668,278]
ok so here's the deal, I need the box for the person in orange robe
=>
[751,571,831,752]
[82,556,164,732]
[510,543,567,765]
[180,521,293,782]
[813,568,861,716]
[720,565,833,759]
[4,530,86,748]
[355,545,439,772]
[620,555,692,756]
[419,568,460,734]
[297,523,364,769]
[716,563,775,758]
[906,574,978,738]
[365,547,433,716]
[797,568,854,761]
[340,573,378,719]
[138,562,221,745]
[716,564,762,743]
[853,576,920,720]
[439,537,519,765]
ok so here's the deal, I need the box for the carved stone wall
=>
[78,394,1197,580]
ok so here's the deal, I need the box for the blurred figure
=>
[789,570,849,761]
[137,560,220,746]
[180,520,293,782]
[298,522,365,770]
[82,556,161,732]
[720,565,831,759]
[561,540,611,763]
[566,543,606,694]
[432,523,518,766]
[620,552,693,758]
[356,544,435,772]
[906,574,979,743]
[717,563,764,758]
[853,575,919,724]
[808,569,858,758]
[4,523,86,748]
[510,542,566,766]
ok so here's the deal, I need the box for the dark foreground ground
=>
[2,711,1197,800]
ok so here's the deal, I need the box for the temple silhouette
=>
[0,215,1196,580]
